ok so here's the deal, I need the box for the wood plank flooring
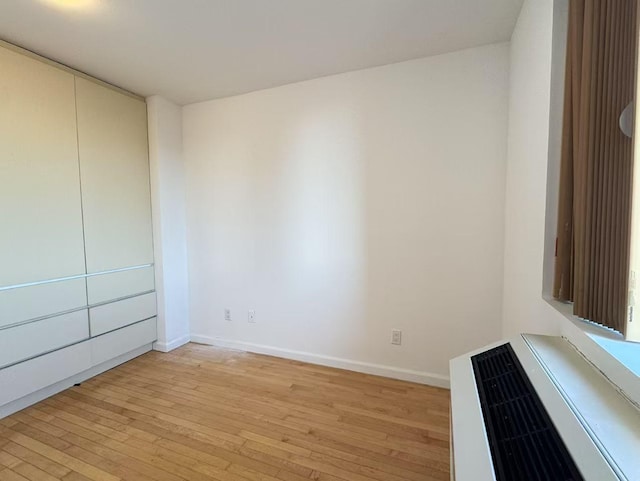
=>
[0,343,450,481]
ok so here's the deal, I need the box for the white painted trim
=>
[0,344,152,419]
[190,334,450,388]
[523,335,631,480]
[545,298,640,409]
[153,334,191,353]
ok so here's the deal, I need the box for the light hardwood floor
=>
[0,343,450,481]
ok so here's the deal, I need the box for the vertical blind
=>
[554,0,639,334]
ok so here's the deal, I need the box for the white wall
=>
[182,44,509,383]
[147,95,190,351]
[502,0,568,338]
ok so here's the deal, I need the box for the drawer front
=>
[0,341,92,406]
[0,278,87,328]
[0,310,89,369]
[91,317,156,366]
[87,265,155,305]
[89,292,157,336]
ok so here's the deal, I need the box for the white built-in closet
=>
[0,42,156,415]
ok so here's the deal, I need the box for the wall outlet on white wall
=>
[224,309,231,321]
[248,310,256,323]
[391,329,402,345]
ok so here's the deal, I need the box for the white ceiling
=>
[0,0,523,105]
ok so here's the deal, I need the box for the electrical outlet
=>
[224,309,231,321]
[391,329,402,345]
[248,310,256,323]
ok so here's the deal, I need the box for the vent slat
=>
[472,343,583,481]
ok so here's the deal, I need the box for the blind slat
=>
[554,0,638,335]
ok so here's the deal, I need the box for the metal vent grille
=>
[471,343,583,481]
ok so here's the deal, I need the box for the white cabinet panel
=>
[0,279,87,328]
[0,45,86,287]
[75,77,154,274]
[0,45,156,414]
[90,292,157,336]
[90,317,156,366]
[87,266,155,305]
[0,310,89,369]
[0,341,92,406]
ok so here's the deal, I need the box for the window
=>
[554,0,640,340]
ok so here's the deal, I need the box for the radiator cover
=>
[471,343,583,481]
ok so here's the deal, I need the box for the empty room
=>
[0,0,639,480]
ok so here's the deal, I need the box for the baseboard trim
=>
[0,344,152,419]
[153,334,191,353]
[190,334,450,388]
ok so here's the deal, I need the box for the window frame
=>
[541,0,640,408]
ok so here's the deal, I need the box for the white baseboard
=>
[153,333,191,353]
[0,344,152,419]
[190,334,450,388]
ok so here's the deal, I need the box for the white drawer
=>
[89,292,156,336]
[90,317,156,366]
[0,278,87,328]
[0,341,92,406]
[87,265,155,305]
[0,310,89,369]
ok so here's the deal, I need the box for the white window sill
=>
[544,298,640,408]
[525,334,640,480]
[547,299,640,376]
[587,331,640,377]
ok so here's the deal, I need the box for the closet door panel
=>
[0,46,86,288]
[75,77,153,274]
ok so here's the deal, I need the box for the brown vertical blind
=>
[554,0,639,334]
